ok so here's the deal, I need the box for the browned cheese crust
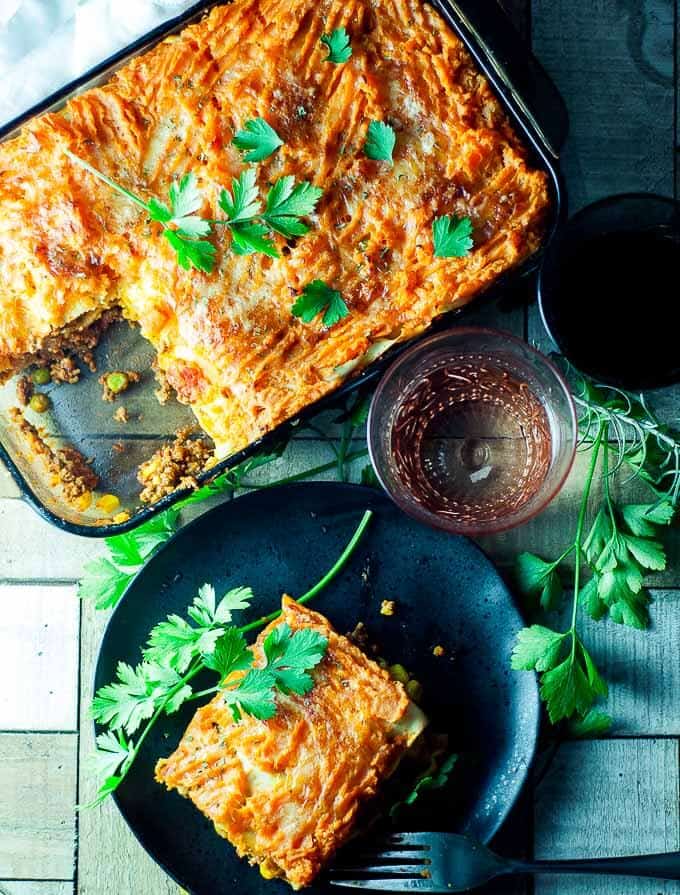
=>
[0,0,549,458]
[156,597,427,887]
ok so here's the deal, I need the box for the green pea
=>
[106,372,130,394]
[406,679,423,702]
[29,393,50,413]
[389,663,409,684]
[31,367,51,385]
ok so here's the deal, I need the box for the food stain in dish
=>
[391,361,552,525]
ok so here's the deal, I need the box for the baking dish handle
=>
[436,0,569,159]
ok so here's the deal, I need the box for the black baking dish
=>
[0,0,568,537]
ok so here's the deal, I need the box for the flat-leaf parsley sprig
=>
[65,151,323,268]
[512,369,680,730]
[65,152,217,272]
[87,509,373,808]
[217,169,323,257]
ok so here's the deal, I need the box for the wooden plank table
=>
[1,1,679,892]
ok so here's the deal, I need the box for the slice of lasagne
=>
[155,597,427,888]
[0,0,549,462]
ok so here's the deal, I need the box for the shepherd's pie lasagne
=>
[156,597,427,888]
[0,0,549,459]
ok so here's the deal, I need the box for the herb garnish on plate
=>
[87,509,373,807]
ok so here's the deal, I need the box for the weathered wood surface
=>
[0,885,73,895]
[76,599,181,895]
[534,739,680,894]
[0,734,77,881]
[0,585,79,731]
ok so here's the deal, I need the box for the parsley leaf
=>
[232,118,284,163]
[218,168,262,224]
[432,214,474,258]
[621,500,674,537]
[263,176,323,238]
[320,27,352,64]
[144,612,222,673]
[540,655,593,725]
[92,730,134,781]
[188,584,253,627]
[292,280,349,327]
[91,661,159,734]
[149,172,211,237]
[512,626,608,724]
[222,667,278,722]
[568,709,613,739]
[230,221,279,257]
[163,229,217,273]
[262,623,328,695]
[511,625,566,673]
[203,627,252,681]
[364,120,396,164]
[78,558,134,610]
[106,511,179,569]
[515,552,563,612]
[65,151,216,273]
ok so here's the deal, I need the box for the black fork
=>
[327,832,680,892]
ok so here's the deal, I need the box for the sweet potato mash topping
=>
[0,0,549,459]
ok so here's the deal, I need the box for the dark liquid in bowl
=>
[545,228,680,389]
[391,362,552,525]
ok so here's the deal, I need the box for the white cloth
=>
[0,0,198,128]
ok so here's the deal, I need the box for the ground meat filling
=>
[137,427,213,504]
[16,376,33,406]
[2,308,119,385]
[8,407,99,502]
[50,356,81,384]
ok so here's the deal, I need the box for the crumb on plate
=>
[380,599,396,617]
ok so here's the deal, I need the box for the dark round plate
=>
[95,482,539,895]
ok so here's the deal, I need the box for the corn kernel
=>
[433,645,445,657]
[113,511,131,524]
[96,493,120,513]
[75,491,93,512]
[259,861,279,880]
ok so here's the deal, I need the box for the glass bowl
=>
[367,327,577,536]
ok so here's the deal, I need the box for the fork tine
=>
[328,878,434,890]
[328,865,429,876]
[378,833,436,848]
[336,850,430,863]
